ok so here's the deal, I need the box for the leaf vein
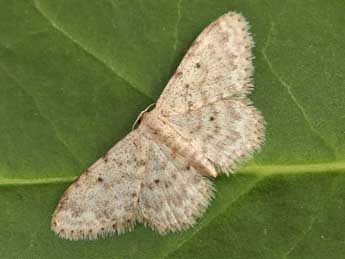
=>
[162,176,265,259]
[1,162,345,186]
[53,0,65,21]
[0,63,82,166]
[261,22,336,157]
[0,29,51,51]
[173,0,182,52]
[283,216,316,258]
[30,0,154,101]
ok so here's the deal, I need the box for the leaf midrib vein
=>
[1,162,345,186]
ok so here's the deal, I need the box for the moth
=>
[51,11,265,240]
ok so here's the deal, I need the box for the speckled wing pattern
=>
[157,11,264,173]
[51,11,265,240]
[156,12,254,115]
[168,99,264,173]
[138,137,214,234]
[52,131,214,239]
[51,131,147,240]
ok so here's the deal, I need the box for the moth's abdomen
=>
[140,112,217,177]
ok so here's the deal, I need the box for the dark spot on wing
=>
[193,175,201,183]
[137,160,146,167]
[196,62,201,68]
[188,101,193,110]
[175,71,183,77]
[72,211,81,217]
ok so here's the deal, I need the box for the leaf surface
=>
[0,0,344,258]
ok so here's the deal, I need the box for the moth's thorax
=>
[140,111,217,177]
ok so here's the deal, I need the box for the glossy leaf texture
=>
[0,0,344,258]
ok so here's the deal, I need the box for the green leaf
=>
[1,0,344,258]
